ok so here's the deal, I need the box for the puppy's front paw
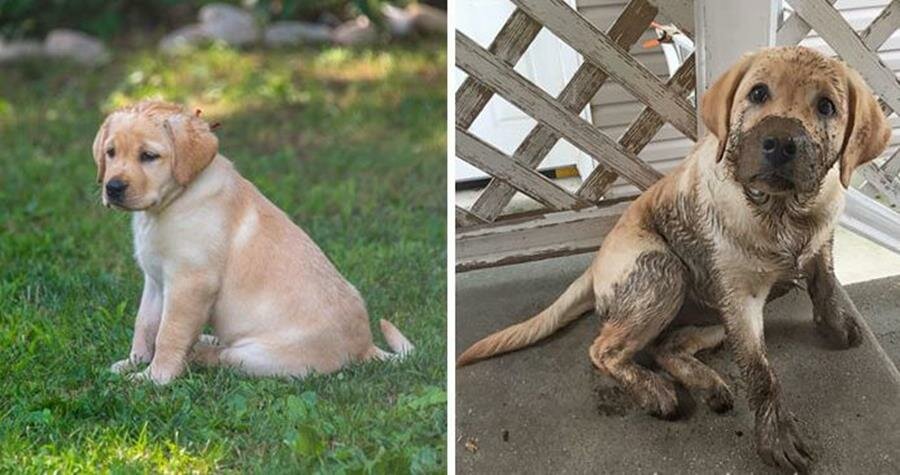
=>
[127,367,176,386]
[110,358,139,374]
[815,305,863,349]
[756,406,812,473]
[110,352,151,374]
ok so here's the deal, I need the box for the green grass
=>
[0,39,446,473]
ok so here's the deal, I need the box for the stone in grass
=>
[199,3,259,47]
[382,4,416,37]
[408,4,447,34]
[381,3,447,38]
[263,21,332,47]
[158,24,210,55]
[45,29,110,65]
[332,16,378,46]
[0,39,45,63]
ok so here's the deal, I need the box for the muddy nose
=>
[762,135,798,166]
[106,178,128,201]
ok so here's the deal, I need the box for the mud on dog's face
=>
[701,46,890,198]
[92,101,218,211]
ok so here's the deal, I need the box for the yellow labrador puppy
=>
[94,100,412,385]
[458,46,890,472]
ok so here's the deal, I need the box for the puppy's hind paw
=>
[196,334,220,346]
[639,378,682,421]
[703,383,735,414]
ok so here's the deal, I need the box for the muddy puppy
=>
[457,46,890,473]
[94,100,412,385]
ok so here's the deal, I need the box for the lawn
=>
[0,38,446,473]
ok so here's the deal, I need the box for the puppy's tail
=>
[456,270,595,367]
[369,319,414,361]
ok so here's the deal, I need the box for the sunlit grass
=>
[0,39,446,473]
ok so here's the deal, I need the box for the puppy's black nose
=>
[106,178,128,201]
[762,135,798,165]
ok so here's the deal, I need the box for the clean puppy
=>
[94,100,412,385]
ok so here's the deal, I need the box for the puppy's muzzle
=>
[105,178,129,203]
[739,116,813,193]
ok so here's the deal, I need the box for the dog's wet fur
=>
[456,47,890,473]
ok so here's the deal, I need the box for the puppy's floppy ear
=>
[91,113,116,183]
[163,113,219,186]
[838,67,890,188]
[701,53,756,162]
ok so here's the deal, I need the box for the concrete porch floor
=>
[455,253,900,474]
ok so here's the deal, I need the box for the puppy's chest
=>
[717,216,831,290]
[132,215,165,279]
[131,211,226,280]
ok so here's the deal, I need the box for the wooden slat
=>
[777,0,838,46]
[861,0,900,50]
[858,163,900,206]
[512,0,698,140]
[578,54,697,201]
[456,128,587,210]
[846,1,898,122]
[841,187,900,254]
[884,147,900,176]
[468,0,659,221]
[779,0,896,119]
[788,0,900,114]
[456,9,542,129]
[457,201,632,272]
[456,32,664,189]
[456,206,486,228]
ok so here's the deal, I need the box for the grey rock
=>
[45,29,110,65]
[382,4,416,37]
[332,17,378,46]
[198,3,259,46]
[408,4,446,34]
[158,24,210,54]
[0,39,45,63]
[263,21,331,47]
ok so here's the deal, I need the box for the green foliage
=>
[0,0,414,40]
[0,0,219,39]
[0,39,446,473]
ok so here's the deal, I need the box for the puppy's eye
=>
[748,84,769,104]
[140,151,159,163]
[106,147,115,158]
[817,97,836,118]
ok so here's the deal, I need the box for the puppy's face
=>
[92,101,218,211]
[701,47,890,200]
